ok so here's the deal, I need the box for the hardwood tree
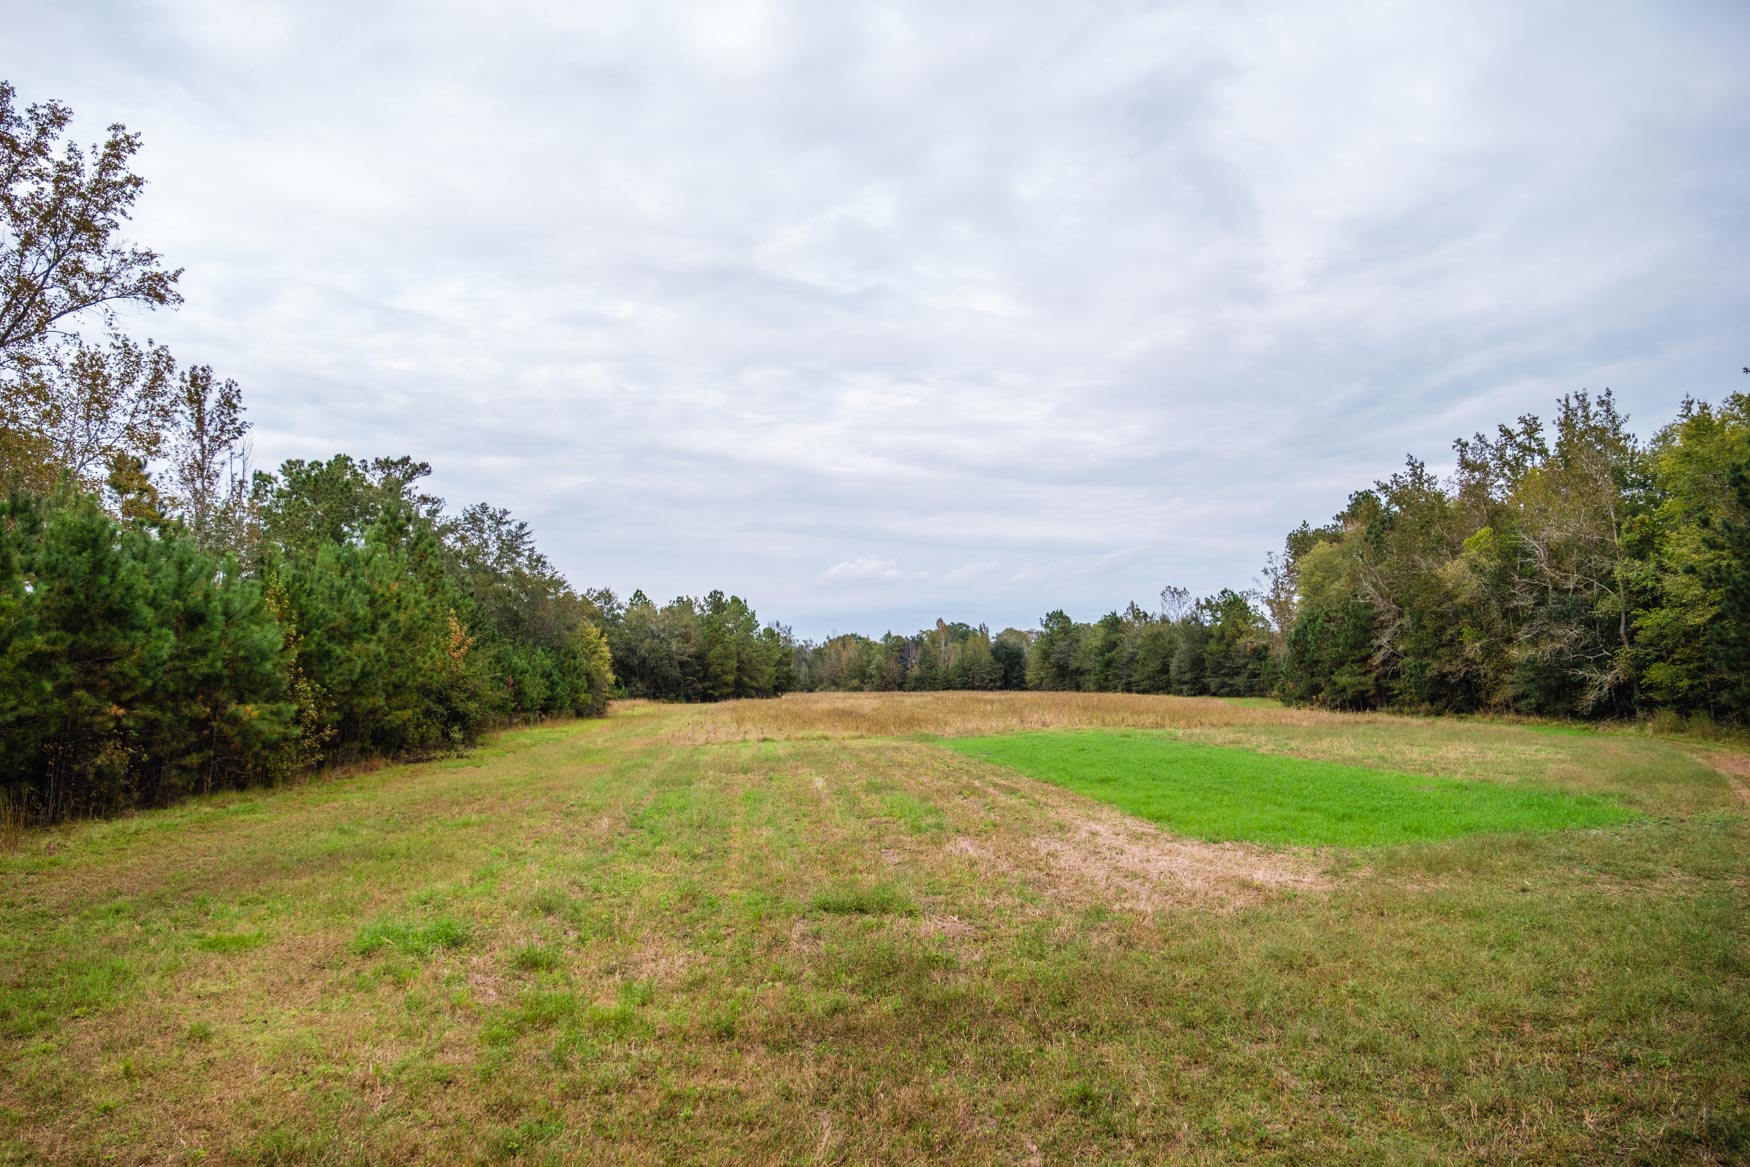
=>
[2,81,186,489]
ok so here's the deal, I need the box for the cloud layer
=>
[13,1,1750,637]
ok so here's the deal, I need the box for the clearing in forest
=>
[1,692,1746,1165]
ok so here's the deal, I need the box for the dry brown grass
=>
[0,792,22,854]
[1026,808,1329,912]
[664,690,1359,743]
[1695,747,1750,807]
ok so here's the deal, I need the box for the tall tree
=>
[2,82,186,491]
[0,82,181,360]
[1508,390,1646,713]
[166,364,251,553]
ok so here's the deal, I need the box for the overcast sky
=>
[11,1,1750,638]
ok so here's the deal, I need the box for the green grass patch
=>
[483,986,650,1049]
[486,1117,563,1161]
[193,929,266,953]
[808,881,917,916]
[946,730,1637,846]
[349,916,471,958]
[0,955,135,1038]
[876,788,949,834]
[509,943,565,972]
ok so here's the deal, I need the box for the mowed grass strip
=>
[946,730,1637,845]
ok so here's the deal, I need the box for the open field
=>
[2,692,1747,1164]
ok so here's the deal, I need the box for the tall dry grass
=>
[661,690,1366,744]
[0,791,23,853]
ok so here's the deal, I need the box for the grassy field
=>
[942,731,1638,846]
[1,692,1747,1165]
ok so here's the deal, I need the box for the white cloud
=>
[820,558,908,583]
[10,1,1748,637]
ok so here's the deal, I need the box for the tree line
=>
[588,589,797,702]
[1,84,612,822]
[784,588,1272,699]
[1273,388,1750,720]
[786,386,1749,729]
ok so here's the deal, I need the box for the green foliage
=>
[0,83,184,495]
[1281,599,1378,709]
[991,628,1030,689]
[1278,389,1750,723]
[253,455,618,766]
[263,483,491,760]
[1198,589,1273,696]
[1,456,619,822]
[1029,609,1087,691]
[1695,454,1750,712]
[1636,396,1750,716]
[0,482,294,821]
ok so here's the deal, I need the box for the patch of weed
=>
[509,944,565,973]
[0,956,135,1038]
[808,882,917,916]
[486,1117,563,1161]
[350,916,471,958]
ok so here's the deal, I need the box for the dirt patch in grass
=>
[936,760,1329,916]
[1695,749,1750,807]
[1033,811,1328,912]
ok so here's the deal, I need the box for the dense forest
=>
[3,81,1748,825]
[811,386,1750,729]
[1274,388,1750,720]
